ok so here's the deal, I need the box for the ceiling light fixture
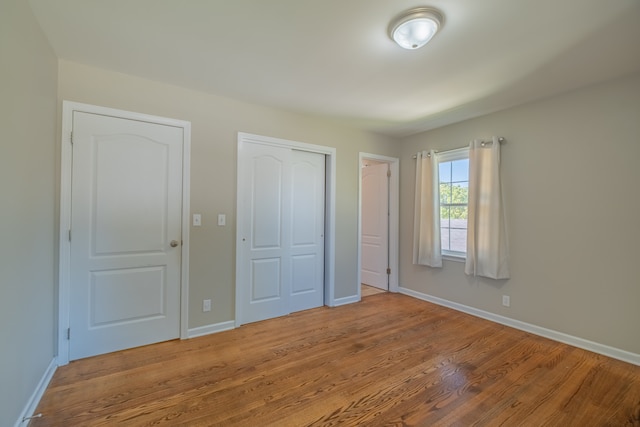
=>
[388,7,443,50]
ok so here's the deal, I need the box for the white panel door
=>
[361,163,389,290]
[69,111,183,360]
[238,142,325,324]
[290,150,325,312]
[239,142,292,324]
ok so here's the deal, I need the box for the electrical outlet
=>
[203,299,211,312]
[502,295,510,307]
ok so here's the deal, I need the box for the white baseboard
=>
[399,286,640,366]
[187,320,235,339]
[332,294,360,307]
[15,357,57,427]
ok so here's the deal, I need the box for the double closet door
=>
[237,140,325,325]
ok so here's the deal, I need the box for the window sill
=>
[443,254,466,263]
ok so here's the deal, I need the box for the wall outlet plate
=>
[203,299,211,312]
[502,295,510,307]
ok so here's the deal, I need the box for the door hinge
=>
[387,169,391,178]
[387,268,391,275]
[67,328,71,340]
[68,229,71,242]
[70,131,73,144]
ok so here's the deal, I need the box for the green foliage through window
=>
[438,155,469,254]
[439,183,468,219]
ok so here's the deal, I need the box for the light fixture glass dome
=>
[389,7,443,50]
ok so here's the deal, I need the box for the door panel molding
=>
[236,133,336,326]
[58,101,191,365]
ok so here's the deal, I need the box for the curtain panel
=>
[413,150,442,267]
[465,137,510,279]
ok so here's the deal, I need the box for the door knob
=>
[170,240,179,247]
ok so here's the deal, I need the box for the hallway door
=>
[361,162,389,290]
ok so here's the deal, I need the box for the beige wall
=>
[58,60,398,329]
[399,72,640,355]
[0,0,58,424]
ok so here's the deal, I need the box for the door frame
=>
[58,101,191,365]
[235,132,336,327]
[357,153,399,299]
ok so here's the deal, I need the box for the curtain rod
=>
[412,137,505,159]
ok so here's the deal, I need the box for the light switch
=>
[193,214,202,226]
[218,214,226,226]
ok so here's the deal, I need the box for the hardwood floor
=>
[33,293,640,426]
[361,283,386,297]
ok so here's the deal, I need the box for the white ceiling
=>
[28,0,640,137]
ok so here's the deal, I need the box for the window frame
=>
[437,147,470,260]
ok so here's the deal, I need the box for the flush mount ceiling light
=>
[388,7,443,50]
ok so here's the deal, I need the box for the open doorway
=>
[358,153,399,300]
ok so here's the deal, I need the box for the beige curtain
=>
[465,137,510,279]
[413,150,442,267]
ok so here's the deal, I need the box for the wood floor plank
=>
[32,293,640,426]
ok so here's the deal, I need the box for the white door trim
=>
[58,101,191,365]
[235,132,336,327]
[358,153,400,299]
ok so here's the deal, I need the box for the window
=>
[438,148,469,257]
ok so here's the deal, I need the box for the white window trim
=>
[443,253,466,263]
[437,146,469,163]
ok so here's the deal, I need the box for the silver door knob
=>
[170,240,179,247]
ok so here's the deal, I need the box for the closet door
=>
[289,150,325,312]
[237,140,325,325]
[238,142,291,323]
